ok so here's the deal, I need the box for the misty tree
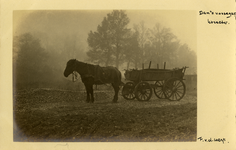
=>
[148,23,177,68]
[133,21,150,65]
[87,10,131,69]
[13,33,50,85]
[177,44,197,68]
[123,30,142,69]
[87,19,114,66]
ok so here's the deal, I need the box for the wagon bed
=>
[124,68,185,82]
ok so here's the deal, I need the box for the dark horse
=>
[64,59,122,103]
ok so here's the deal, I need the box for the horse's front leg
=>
[84,84,90,103]
[89,84,94,103]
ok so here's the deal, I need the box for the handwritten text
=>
[197,136,227,144]
[199,10,235,25]
[199,10,236,18]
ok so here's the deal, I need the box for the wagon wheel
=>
[134,82,153,101]
[122,82,136,100]
[153,80,166,99]
[163,78,186,101]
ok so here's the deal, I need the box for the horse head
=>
[64,59,77,77]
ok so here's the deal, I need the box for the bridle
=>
[72,71,78,82]
[68,59,96,82]
[68,59,78,82]
[70,60,90,82]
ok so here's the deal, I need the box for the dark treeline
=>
[13,10,196,90]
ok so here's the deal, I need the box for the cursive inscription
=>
[197,136,228,144]
[207,19,228,24]
[199,10,236,18]
[199,10,235,25]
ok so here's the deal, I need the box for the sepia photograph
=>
[1,0,235,150]
[13,10,197,142]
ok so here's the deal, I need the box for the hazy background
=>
[13,10,197,90]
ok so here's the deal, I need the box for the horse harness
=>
[72,60,109,84]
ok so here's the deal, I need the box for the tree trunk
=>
[115,44,120,69]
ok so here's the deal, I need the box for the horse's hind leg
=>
[112,83,119,103]
[90,84,94,103]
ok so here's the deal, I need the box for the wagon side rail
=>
[124,66,188,82]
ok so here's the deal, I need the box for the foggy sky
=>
[13,10,197,53]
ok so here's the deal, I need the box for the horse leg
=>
[84,84,90,103]
[112,83,119,103]
[89,84,94,103]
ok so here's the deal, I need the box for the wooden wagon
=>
[122,62,188,101]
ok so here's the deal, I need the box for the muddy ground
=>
[13,88,197,142]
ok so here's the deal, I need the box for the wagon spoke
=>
[171,94,175,100]
[176,90,183,95]
[160,93,164,98]
[156,88,162,92]
[166,79,186,101]
[138,92,142,97]
[174,93,178,100]
[172,93,176,100]
[140,95,143,100]
[144,93,149,98]
[175,91,181,98]
[160,92,165,97]
[135,82,152,101]
[176,92,183,99]
[146,90,151,94]
[175,84,184,89]
[176,85,184,89]
[155,90,161,94]
[175,81,181,87]
[143,92,147,97]
[142,94,146,100]
[154,80,166,99]
[122,82,136,100]
[143,94,147,100]
[129,94,133,99]
[164,90,171,98]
